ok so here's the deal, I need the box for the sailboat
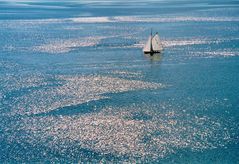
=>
[143,30,163,55]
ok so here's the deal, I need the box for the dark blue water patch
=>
[96,38,137,48]
[2,81,61,102]
[142,57,239,97]
[34,98,110,117]
[124,111,153,121]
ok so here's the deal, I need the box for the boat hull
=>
[144,51,162,55]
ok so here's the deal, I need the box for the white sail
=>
[143,36,151,52]
[152,34,163,51]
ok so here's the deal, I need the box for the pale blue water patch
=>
[0,0,239,163]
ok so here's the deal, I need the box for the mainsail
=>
[143,31,163,54]
[152,34,163,51]
[143,36,152,52]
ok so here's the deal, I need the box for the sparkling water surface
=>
[0,0,239,163]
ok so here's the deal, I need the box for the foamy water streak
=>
[135,38,232,49]
[192,49,239,58]
[204,50,239,57]
[69,17,111,23]
[71,16,239,23]
[133,39,208,49]
[1,15,238,28]
[33,37,105,53]
[163,39,208,47]
[6,74,162,116]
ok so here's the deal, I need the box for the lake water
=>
[0,0,239,163]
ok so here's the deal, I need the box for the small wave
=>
[193,50,239,58]
[204,49,239,57]
[163,39,208,47]
[110,70,143,78]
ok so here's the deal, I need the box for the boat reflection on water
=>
[144,52,163,62]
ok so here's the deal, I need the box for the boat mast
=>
[150,28,153,52]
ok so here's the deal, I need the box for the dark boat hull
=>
[144,51,162,56]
